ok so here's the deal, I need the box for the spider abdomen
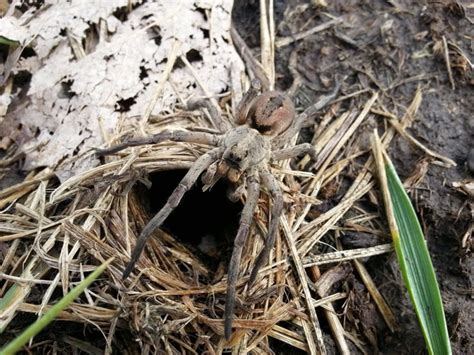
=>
[246,91,295,136]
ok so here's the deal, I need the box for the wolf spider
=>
[97,79,339,339]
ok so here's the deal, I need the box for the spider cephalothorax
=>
[97,78,339,339]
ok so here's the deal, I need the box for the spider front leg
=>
[224,169,261,339]
[122,147,224,279]
[272,143,317,161]
[248,169,284,287]
[95,130,221,156]
[235,78,262,125]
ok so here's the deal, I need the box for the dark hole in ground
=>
[270,341,306,355]
[12,70,32,91]
[200,27,210,39]
[185,48,203,63]
[138,169,242,269]
[20,46,36,59]
[59,80,75,99]
[146,25,162,46]
[139,65,148,80]
[115,96,136,112]
[173,57,185,70]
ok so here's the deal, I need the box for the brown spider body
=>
[96,78,340,341]
[246,91,295,136]
[222,126,270,170]
[200,126,270,186]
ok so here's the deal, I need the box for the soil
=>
[233,0,472,353]
[1,0,472,354]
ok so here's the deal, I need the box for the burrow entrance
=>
[134,169,242,269]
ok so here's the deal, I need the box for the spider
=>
[96,78,339,339]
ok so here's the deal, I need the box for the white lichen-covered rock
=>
[0,0,244,181]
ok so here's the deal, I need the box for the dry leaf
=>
[0,0,244,181]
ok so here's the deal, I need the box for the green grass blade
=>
[0,258,113,355]
[0,37,20,46]
[371,131,451,354]
[0,262,50,333]
[385,161,451,355]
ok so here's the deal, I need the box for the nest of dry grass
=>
[1,84,448,353]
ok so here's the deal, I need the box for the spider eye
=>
[225,152,242,169]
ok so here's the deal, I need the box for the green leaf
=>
[385,161,451,355]
[0,36,20,46]
[0,258,113,355]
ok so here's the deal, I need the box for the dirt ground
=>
[1,0,472,354]
[233,0,473,353]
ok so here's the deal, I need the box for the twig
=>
[260,0,275,88]
[313,266,351,355]
[276,18,343,47]
[442,36,455,90]
[230,26,270,91]
[373,109,457,168]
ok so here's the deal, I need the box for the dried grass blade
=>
[303,243,393,267]
[353,260,398,332]
[259,0,274,88]
[0,262,49,333]
[281,217,325,355]
[267,325,308,351]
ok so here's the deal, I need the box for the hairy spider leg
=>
[248,169,284,287]
[224,169,261,339]
[187,97,230,133]
[122,147,224,279]
[235,78,262,125]
[272,143,317,161]
[96,130,221,156]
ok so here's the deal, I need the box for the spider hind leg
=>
[224,168,261,339]
[248,169,284,287]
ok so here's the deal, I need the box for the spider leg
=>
[248,169,284,288]
[187,97,231,133]
[227,183,246,203]
[273,79,341,147]
[224,169,260,339]
[297,78,341,121]
[235,78,262,125]
[96,130,221,156]
[122,147,224,279]
[272,143,317,161]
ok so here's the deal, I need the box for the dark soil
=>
[234,0,472,353]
